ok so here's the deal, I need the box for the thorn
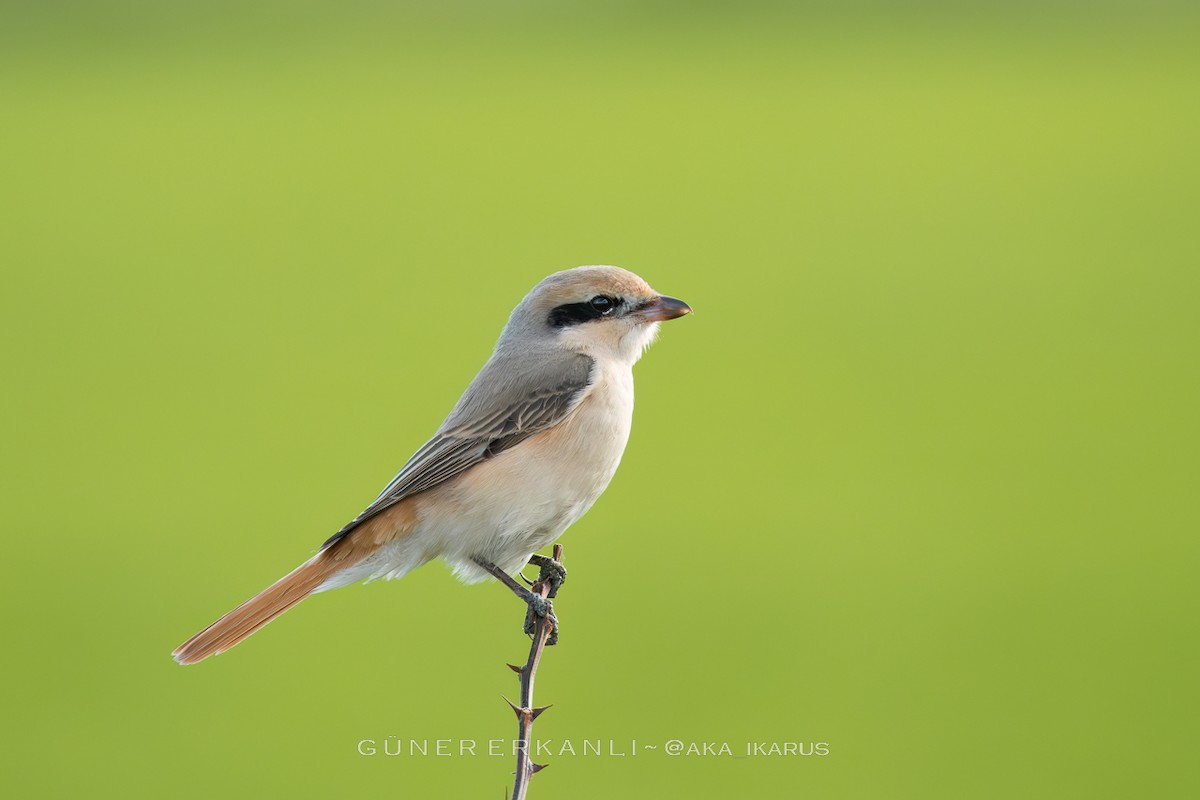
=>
[506,663,523,674]
[530,704,552,720]
[531,762,549,774]
[502,696,524,718]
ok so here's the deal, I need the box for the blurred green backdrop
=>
[2,2,1197,798]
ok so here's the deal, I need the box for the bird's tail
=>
[172,554,342,665]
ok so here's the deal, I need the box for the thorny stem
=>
[504,543,563,800]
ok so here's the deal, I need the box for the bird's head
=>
[500,265,692,364]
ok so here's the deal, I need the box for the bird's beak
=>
[636,295,692,323]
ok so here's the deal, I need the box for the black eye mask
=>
[547,295,621,328]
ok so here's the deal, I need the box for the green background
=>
[2,3,1197,797]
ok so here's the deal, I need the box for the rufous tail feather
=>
[174,500,417,664]
[173,555,340,665]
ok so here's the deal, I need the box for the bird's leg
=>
[472,557,559,644]
[527,553,567,599]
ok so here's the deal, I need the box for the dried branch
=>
[503,543,563,800]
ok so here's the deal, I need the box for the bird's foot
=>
[523,595,559,646]
[528,554,567,599]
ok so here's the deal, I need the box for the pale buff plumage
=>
[173,266,690,664]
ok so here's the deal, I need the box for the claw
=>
[528,555,567,599]
[523,596,559,644]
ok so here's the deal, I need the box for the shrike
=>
[173,265,691,664]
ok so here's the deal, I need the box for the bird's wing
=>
[320,351,595,550]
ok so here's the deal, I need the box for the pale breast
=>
[525,362,635,515]
[427,359,636,575]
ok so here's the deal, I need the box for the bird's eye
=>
[547,295,621,327]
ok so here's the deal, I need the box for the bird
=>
[173,265,691,664]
